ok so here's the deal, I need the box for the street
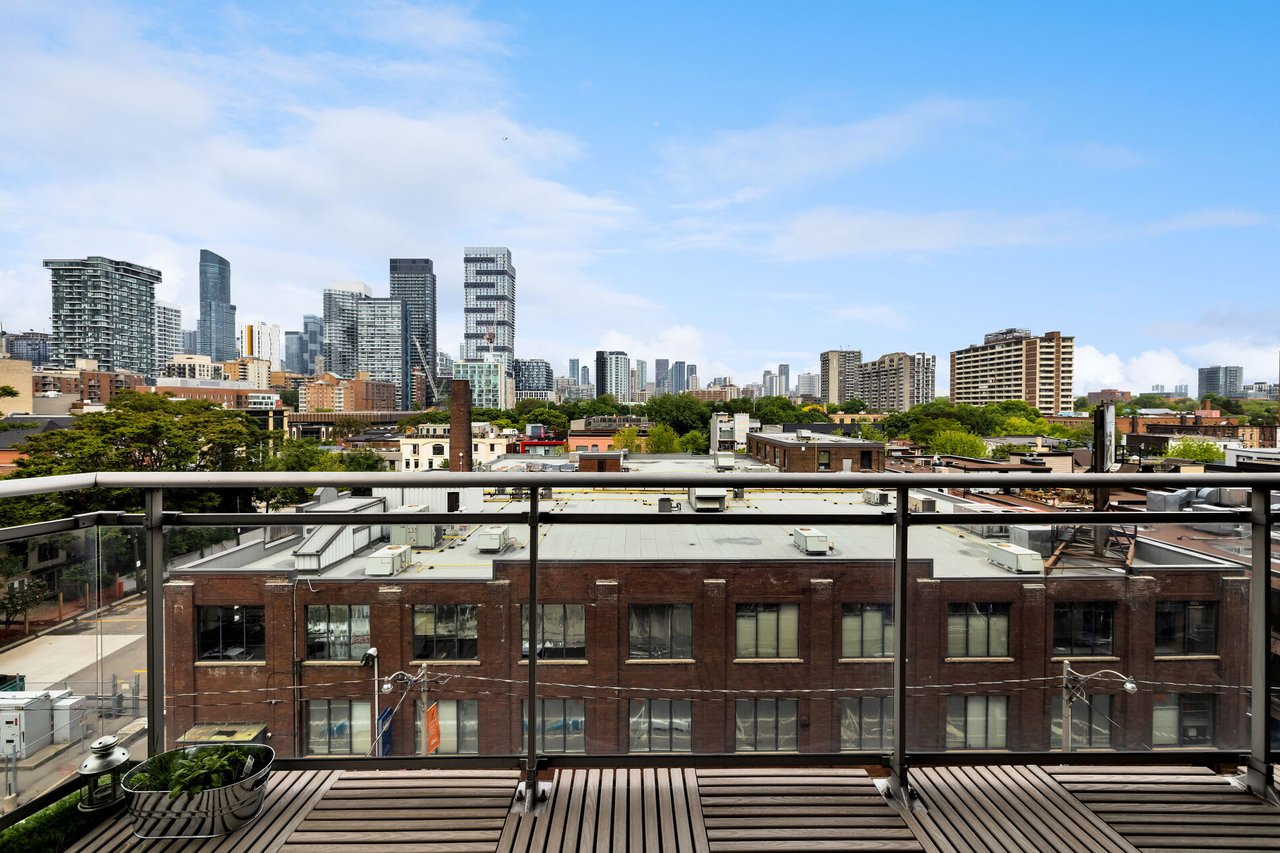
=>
[0,597,149,812]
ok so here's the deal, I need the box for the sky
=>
[1,1,1277,397]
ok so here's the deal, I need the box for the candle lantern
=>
[77,734,131,813]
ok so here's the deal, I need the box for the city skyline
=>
[0,3,1276,392]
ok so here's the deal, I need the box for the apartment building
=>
[950,329,1074,414]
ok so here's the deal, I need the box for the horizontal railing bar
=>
[902,750,1244,768]
[0,515,83,544]
[0,470,1274,499]
[62,508,1261,529]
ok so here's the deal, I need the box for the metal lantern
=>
[77,734,131,813]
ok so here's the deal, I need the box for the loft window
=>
[306,698,371,755]
[628,604,693,659]
[735,698,798,752]
[1053,602,1114,656]
[947,603,1010,657]
[629,699,692,752]
[521,698,585,753]
[1153,693,1215,747]
[736,603,799,659]
[1051,693,1112,750]
[841,603,894,658]
[197,605,266,661]
[305,604,371,660]
[412,604,479,660]
[945,695,1008,749]
[520,604,587,659]
[841,697,894,751]
[1155,601,1217,655]
[414,699,479,754]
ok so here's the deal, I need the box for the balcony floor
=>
[68,764,1280,852]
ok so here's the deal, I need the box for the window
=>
[841,604,894,658]
[947,603,1010,657]
[521,698,586,753]
[1051,694,1112,749]
[307,699,371,755]
[841,697,894,751]
[432,443,445,456]
[1053,602,1114,656]
[197,605,265,661]
[1155,601,1217,655]
[629,699,692,752]
[736,603,799,659]
[305,604,370,660]
[629,605,693,659]
[818,450,831,471]
[520,604,587,660]
[1153,693,1215,747]
[735,698,798,751]
[412,604,478,660]
[945,695,1008,749]
[414,699,479,754]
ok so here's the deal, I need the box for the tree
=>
[340,449,387,472]
[929,430,988,458]
[645,424,679,454]
[521,408,569,434]
[644,394,711,435]
[678,429,708,454]
[837,399,868,414]
[611,427,644,453]
[1,577,48,631]
[0,385,17,399]
[1163,437,1225,463]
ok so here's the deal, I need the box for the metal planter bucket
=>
[122,744,274,839]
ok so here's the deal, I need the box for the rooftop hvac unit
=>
[987,542,1044,575]
[793,527,830,555]
[795,429,812,441]
[475,525,512,553]
[687,487,728,512]
[908,496,937,513]
[863,489,889,506]
[365,544,409,577]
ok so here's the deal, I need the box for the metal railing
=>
[0,469,1274,810]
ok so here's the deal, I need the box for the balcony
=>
[0,468,1277,850]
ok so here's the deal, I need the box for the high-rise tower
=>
[390,259,437,403]
[45,256,159,377]
[198,250,237,362]
[462,247,515,369]
[322,282,372,378]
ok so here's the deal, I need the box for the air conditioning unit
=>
[365,544,409,577]
[475,525,512,553]
[793,526,830,555]
[863,490,889,506]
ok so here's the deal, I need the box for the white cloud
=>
[1074,346,1196,395]
[1057,140,1152,170]
[1142,208,1277,235]
[659,98,990,206]
[832,304,908,330]
[1182,339,1280,384]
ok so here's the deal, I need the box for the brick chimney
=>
[450,379,473,472]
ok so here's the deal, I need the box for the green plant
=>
[167,747,252,800]
[0,789,104,852]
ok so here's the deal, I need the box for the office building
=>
[580,366,590,387]
[819,350,862,406]
[686,364,698,392]
[595,350,631,401]
[671,361,686,394]
[285,315,324,376]
[859,352,936,413]
[655,359,669,395]
[950,329,1074,414]
[796,373,819,398]
[633,359,647,400]
[1173,384,1189,399]
[462,248,515,370]
[1197,366,1243,400]
[356,299,411,410]
[323,282,372,378]
[777,364,790,397]
[568,359,580,386]
[182,329,198,355]
[45,256,160,377]
[390,259,437,404]
[198,250,236,362]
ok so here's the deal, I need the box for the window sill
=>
[1050,655,1120,663]
[944,657,1015,663]
[518,659,588,666]
[625,658,695,665]
[196,660,266,667]
[1154,654,1220,662]
[839,657,893,664]
[410,659,482,666]
[302,660,367,666]
[733,657,805,664]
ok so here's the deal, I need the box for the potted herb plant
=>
[121,743,274,839]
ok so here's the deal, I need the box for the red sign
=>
[425,702,441,754]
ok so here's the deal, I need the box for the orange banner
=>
[425,701,441,754]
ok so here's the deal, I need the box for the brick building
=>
[164,484,1246,759]
[746,431,885,473]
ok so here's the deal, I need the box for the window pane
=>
[671,606,693,658]
[841,610,861,658]
[990,611,1009,656]
[778,604,799,658]
[947,613,966,657]
[968,612,988,657]
[350,700,371,755]
[734,699,754,751]
[777,699,798,751]
[736,607,757,658]
[757,608,779,657]
[863,609,883,657]
[1153,696,1179,746]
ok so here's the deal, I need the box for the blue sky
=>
[1,1,1276,395]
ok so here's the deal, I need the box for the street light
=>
[361,647,380,757]
[1061,659,1137,753]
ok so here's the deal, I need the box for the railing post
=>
[144,488,165,757]
[891,486,911,800]
[1246,485,1273,798]
[523,487,541,809]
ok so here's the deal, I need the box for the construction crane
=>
[409,335,441,406]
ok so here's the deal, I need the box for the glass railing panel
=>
[0,524,149,807]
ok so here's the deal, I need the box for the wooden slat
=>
[657,768,679,853]
[627,767,644,852]
[685,768,712,853]
[1007,766,1139,853]
[594,768,614,853]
